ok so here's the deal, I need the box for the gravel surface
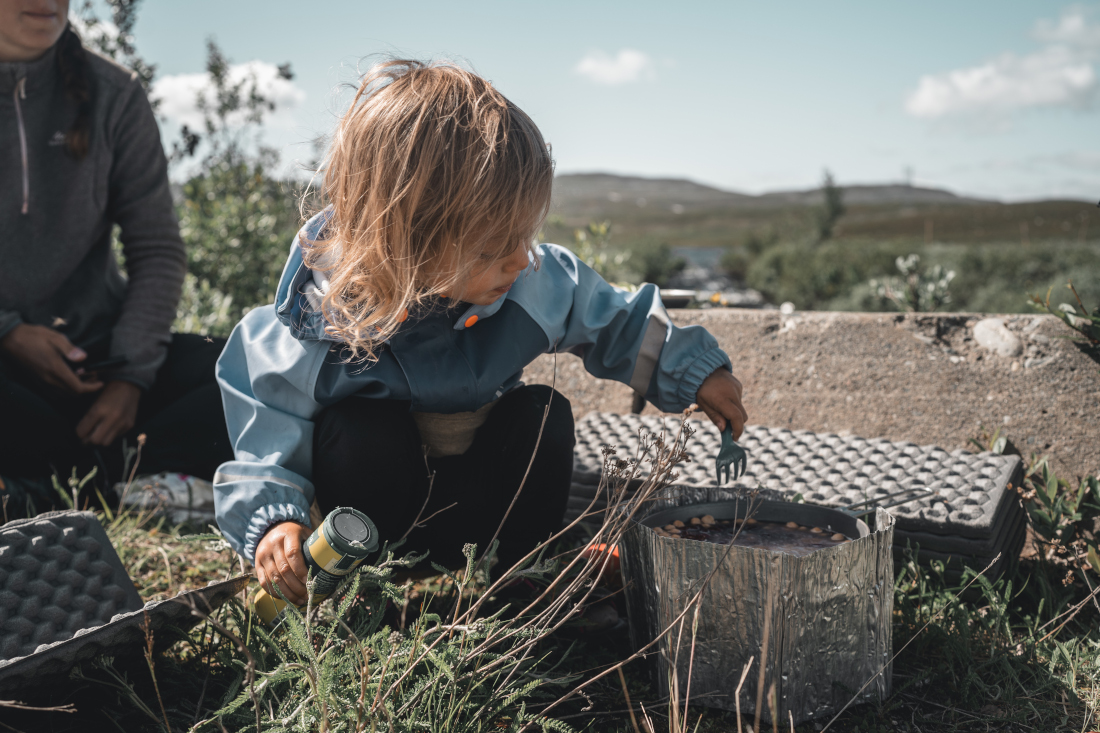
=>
[523,309,1100,481]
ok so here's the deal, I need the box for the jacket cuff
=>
[243,503,312,564]
[676,347,733,409]
[0,311,23,342]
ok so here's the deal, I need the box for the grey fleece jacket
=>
[0,45,184,389]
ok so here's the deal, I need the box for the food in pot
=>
[653,515,851,557]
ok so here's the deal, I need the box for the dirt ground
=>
[523,309,1100,481]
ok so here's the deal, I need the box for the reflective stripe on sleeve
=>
[213,472,308,495]
[628,307,670,395]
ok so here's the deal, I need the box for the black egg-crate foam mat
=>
[569,413,1026,576]
[0,510,249,693]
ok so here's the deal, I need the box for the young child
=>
[213,59,747,605]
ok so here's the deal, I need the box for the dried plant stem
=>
[734,655,754,733]
[768,681,778,733]
[617,667,641,733]
[140,613,172,732]
[184,596,262,733]
[753,571,774,733]
[682,603,701,732]
[0,699,76,713]
[400,455,436,542]
[1035,571,1100,643]
[469,350,558,581]
[669,614,685,733]
[118,434,146,508]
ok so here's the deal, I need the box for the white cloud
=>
[905,6,1100,119]
[154,61,307,130]
[574,49,654,85]
[1034,5,1100,50]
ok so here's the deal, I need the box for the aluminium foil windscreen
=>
[619,496,894,725]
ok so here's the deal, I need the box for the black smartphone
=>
[74,355,129,376]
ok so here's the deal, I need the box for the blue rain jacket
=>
[214,211,731,561]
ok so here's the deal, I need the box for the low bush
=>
[177,157,301,333]
[742,238,1100,314]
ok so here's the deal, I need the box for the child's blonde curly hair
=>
[305,59,555,360]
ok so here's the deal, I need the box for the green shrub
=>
[168,40,304,333]
[870,254,956,312]
[939,242,1100,314]
[746,240,900,309]
[744,238,1100,314]
[719,247,751,282]
[175,272,238,338]
[177,156,301,326]
[629,241,685,287]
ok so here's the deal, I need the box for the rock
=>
[972,319,1022,357]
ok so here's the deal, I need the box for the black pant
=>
[0,333,233,493]
[312,385,575,574]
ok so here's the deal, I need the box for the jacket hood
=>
[275,209,337,342]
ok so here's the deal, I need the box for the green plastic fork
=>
[715,425,748,484]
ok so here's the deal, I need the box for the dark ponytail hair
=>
[55,24,93,159]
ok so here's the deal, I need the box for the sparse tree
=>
[816,169,845,242]
[73,0,156,98]
[173,41,302,333]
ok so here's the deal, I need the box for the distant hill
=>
[551,172,990,213]
[755,183,989,207]
[550,173,751,216]
[544,172,1093,250]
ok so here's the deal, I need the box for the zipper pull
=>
[15,77,29,215]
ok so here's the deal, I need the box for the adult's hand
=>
[76,380,141,446]
[695,367,749,439]
[255,521,312,606]
[0,324,103,394]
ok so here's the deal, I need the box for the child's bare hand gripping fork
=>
[695,368,749,484]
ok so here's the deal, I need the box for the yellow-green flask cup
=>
[253,506,379,627]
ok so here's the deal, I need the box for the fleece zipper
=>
[13,76,29,215]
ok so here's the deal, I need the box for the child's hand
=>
[695,368,749,439]
[255,521,312,605]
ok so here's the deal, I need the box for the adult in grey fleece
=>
[0,43,184,389]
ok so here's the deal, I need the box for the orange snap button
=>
[397,308,408,323]
[464,315,479,328]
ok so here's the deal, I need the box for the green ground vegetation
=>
[543,190,1100,314]
[5,426,1100,733]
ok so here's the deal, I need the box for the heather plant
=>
[869,254,956,313]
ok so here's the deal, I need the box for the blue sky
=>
[125,0,1100,201]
